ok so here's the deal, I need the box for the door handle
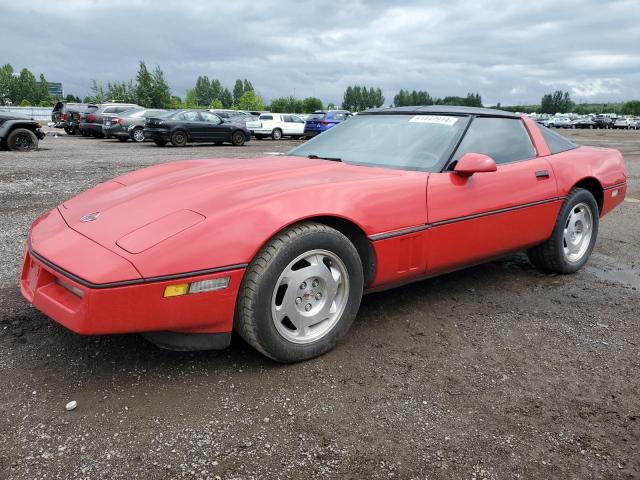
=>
[535,170,550,178]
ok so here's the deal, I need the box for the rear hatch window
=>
[306,113,325,121]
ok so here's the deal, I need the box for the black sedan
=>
[144,110,251,147]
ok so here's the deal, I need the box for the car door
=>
[289,115,305,135]
[200,112,227,141]
[426,116,559,273]
[180,111,204,140]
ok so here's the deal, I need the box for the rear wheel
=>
[527,188,599,274]
[7,128,38,151]
[171,130,187,147]
[231,130,246,146]
[131,127,145,143]
[271,128,282,140]
[64,126,76,135]
[154,140,167,147]
[235,222,364,362]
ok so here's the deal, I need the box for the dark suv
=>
[0,111,46,151]
[593,115,613,129]
[79,103,139,138]
[51,102,94,135]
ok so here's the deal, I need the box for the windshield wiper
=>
[307,154,342,162]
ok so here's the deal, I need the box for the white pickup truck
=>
[247,113,305,140]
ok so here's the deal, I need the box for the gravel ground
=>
[0,129,639,479]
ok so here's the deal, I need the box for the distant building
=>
[47,82,63,98]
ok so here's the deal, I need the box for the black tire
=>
[231,130,246,146]
[131,127,145,143]
[235,222,364,363]
[154,140,167,147]
[64,126,76,135]
[271,128,282,140]
[171,130,187,147]
[117,137,128,142]
[7,128,38,152]
[527,188,599,274]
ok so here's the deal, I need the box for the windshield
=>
[288,114,469,171]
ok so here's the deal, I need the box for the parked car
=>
[534,117,553,127]
[303,110,352,137]
[612,117,635,129]
[593,115,613,129]
[572,117,596,129]
[631,118,640,130]
[0,111,46,151]
[550,117,572,128]
[247,113,305,140]
[144,109,251,147]
[51,102,94,135]
[20,106,627,361]
[102,108,168,142]
[79,103,139,138]
[76,105,100,136]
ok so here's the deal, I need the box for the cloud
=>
[0,0,638,105]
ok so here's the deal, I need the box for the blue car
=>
[304,110,352,137]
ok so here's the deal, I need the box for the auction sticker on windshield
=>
[408,115,458,126]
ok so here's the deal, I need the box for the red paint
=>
[21,118,627,338]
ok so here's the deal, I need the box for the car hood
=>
[58,156,416,258]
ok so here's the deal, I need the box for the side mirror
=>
[454,153,497,177]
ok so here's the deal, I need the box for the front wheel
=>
[527,188,599,273]
[231,131,246,146]
[7,128,38,151]
[235,222,364,362]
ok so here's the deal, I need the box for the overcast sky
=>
[1,0,639,106]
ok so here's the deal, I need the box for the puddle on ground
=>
[585,265,640,290]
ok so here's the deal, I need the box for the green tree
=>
[302,97,323,112]
[185,88,198,107]
[150,65,171,107]
[106,80,136,103]
[135,61,153,107]
[37,74,50,103]
[622,100,640,116]
[220,88,233,108]
[540,90,573,114]
[342,85,384,111]
[233,79,244,106]
[20,99,30,106]
[243,79,254,93]
[237,90,265,110]
[0,64,14,104]
[65,94,81,103]
[88,79,106,103]
[194,75,212,106]
[17,68,38,104]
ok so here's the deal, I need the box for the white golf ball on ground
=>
[65,401,77,411]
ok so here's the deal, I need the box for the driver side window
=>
[453,117,536,164]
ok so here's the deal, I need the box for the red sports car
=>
[21,106,627,362]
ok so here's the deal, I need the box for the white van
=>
[248,113,305,140]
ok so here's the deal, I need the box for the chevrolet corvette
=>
[21,106,627,362]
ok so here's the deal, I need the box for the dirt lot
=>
[0,129,639,479]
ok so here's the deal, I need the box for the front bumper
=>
[35,128,46,140]
[20,210,243,336]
